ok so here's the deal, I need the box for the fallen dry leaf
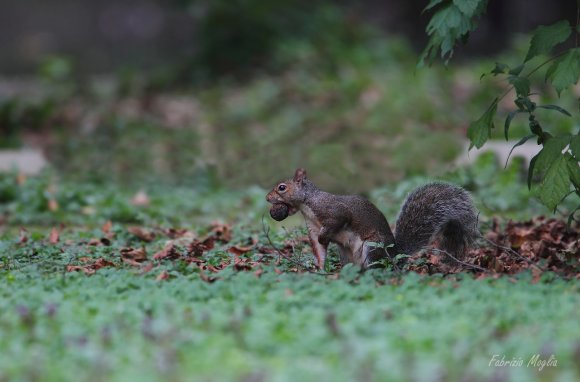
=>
[19,227,28,244]
[156,270,169,281]
[88,237,112,246]
[204,263,220,273]
[49,227,59,244]
[122,258,142,267]
[102,220,113,234]
[228,244,254,256]
[198,271,216,283]
[88,238,101,246]
[233,256,254,271]
[153,243,179,260]
[428,253,440,266]
[140,262,154,274]
[66,265,95,275]
[127,227,155,242]
[161,228,190,239]
[209,222,232,242]
[187,238,215,257]
[120,247,148,264]
[406,217,579,279]
[508,224,536,248]
[66,258,115,275]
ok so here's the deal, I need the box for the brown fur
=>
[266,169,478,269]
[266,168,397,269]
[394,182,478,262]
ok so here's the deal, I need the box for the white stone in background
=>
[0,149,47,174]
[456,140,542,167]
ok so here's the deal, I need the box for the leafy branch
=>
[421,1,580,216]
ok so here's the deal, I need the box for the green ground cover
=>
[1,242,578,382]
[0,167,578,382]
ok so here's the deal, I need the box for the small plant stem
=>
[494,50,569,106]
[261,215,333,276]
[428,248,488,273]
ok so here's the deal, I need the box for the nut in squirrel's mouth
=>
[268,202,297,221]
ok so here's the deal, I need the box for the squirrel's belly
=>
[333,230,363,251]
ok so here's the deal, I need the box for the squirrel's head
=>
[266,168,310,217]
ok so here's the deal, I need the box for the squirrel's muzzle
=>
[266,190,298,219]
[266,190,284,204]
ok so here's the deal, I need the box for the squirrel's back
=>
[394,182,478,258]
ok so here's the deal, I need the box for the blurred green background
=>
[0,0,578,200]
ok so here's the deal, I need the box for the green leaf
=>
[534,135,572,175]
[567,154,580,188]
[505,134,535,168]
[570,135,580,160]
[504,110,524,140]
[535,154,572,211]
[420,2,485,65]
[545,59,558,81]
[545,48,580,95]
[453,0,481,17]
[468,99,497,149]
[528,153,539,190]
[424,0,446,12]
[525,20,571,62]
[508,64,525,76]
[365,241,386,249]
[536,104,572,116]
[529,135,572,189]
[426,5,463,36]
[490,62,509,76]
[508,76,530,97]
[423,5,466,61]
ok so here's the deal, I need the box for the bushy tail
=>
[394,182,478,261]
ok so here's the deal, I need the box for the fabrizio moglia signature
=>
[489,354,558,371]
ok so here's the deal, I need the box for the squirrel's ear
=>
[293,168,307,183]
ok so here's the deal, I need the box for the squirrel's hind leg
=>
[336,244,352,265]
[358,242,388,269]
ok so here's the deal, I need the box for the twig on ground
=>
[482,237,548,274]
[429,248,488,273]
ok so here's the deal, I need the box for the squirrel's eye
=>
[277,184,287,192]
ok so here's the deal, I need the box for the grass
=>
[1,255,578,382]
[0,167,578,382]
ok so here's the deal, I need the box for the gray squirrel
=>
[266,168,478,269]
